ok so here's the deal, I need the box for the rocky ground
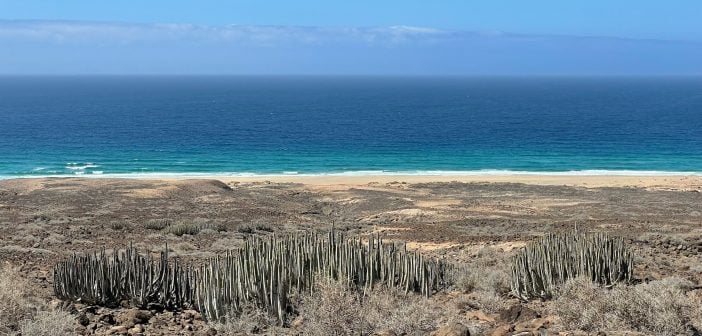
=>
[1,178,701,335]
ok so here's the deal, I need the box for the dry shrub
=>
[213,305,284,336]
[552,277,702,335]
[0,266,76,335]
[454,247,511,313]
[455,247,510,294]
[0,266,37,332]
[171,242,197,254]
[470,290,509,314]
[19,310,77,336]
[296,278,439,335]
[457,268,510,295]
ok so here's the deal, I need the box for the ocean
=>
[1,76,701,178]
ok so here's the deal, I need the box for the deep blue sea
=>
[1,76,702,178]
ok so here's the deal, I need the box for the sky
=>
[2,0,702,40]
[1,1,701,75]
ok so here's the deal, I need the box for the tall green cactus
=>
[194,231,450,323]
[510,231,634,300]
[53,243,196,309]
[54,231,449,324]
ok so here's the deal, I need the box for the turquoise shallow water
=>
[1,76,702,178]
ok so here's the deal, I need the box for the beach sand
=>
[189,174,702,191]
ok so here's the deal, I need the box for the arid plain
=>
[1,176,701,335]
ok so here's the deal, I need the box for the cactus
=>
[53,244,196,309]
[194,231,450,323]
[53,231,449,324]
[510,231,634,300]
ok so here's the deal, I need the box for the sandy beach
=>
[164,174,702,191]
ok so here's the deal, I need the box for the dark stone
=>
[77,312,91,326]
[498,305,540,324]
[99,313,116,325]
[432,323,470,336]
[146,302,164,312]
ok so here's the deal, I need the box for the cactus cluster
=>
[54,244,196,309]
[197,232,448,322]
[510,231,634,300]
[54,231,448,324]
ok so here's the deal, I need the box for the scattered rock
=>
[291,316,305,329]
[514,316,556,332]
[498,305,539,324]
[76,312,91,326]
[431,322,470,336]
[107,325,128,335]
[490,325,514,336]
[128,324,144,335]
[376,329,398,336]
[182,309,199,321]
[466,309,496,322]
[99,313,117,325]
[147,303,164,312]
[118,309,152,328]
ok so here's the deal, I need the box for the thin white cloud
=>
[0,20,454,46]
[1,20,699,75]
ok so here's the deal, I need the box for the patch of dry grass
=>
[0,266,36,333]
[552,277,702,335]
[0,266,76,335]
[212,305,284,336]
[162,220,228,236]
[295,277,440,335]
[19,310,77,336]
[453,247,511,313]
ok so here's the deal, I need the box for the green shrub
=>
[237,225,254,234]
[144,219,172,230]
[164,222,202,236]
[109,221,130,230]
[255,223,274,232]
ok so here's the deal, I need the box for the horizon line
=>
[2,74,702,77]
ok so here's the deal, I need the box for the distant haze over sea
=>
[0,20,701,75]
[1,76,701,178]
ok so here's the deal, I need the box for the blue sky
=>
[1,1,701,75]
[1,0,701,40]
